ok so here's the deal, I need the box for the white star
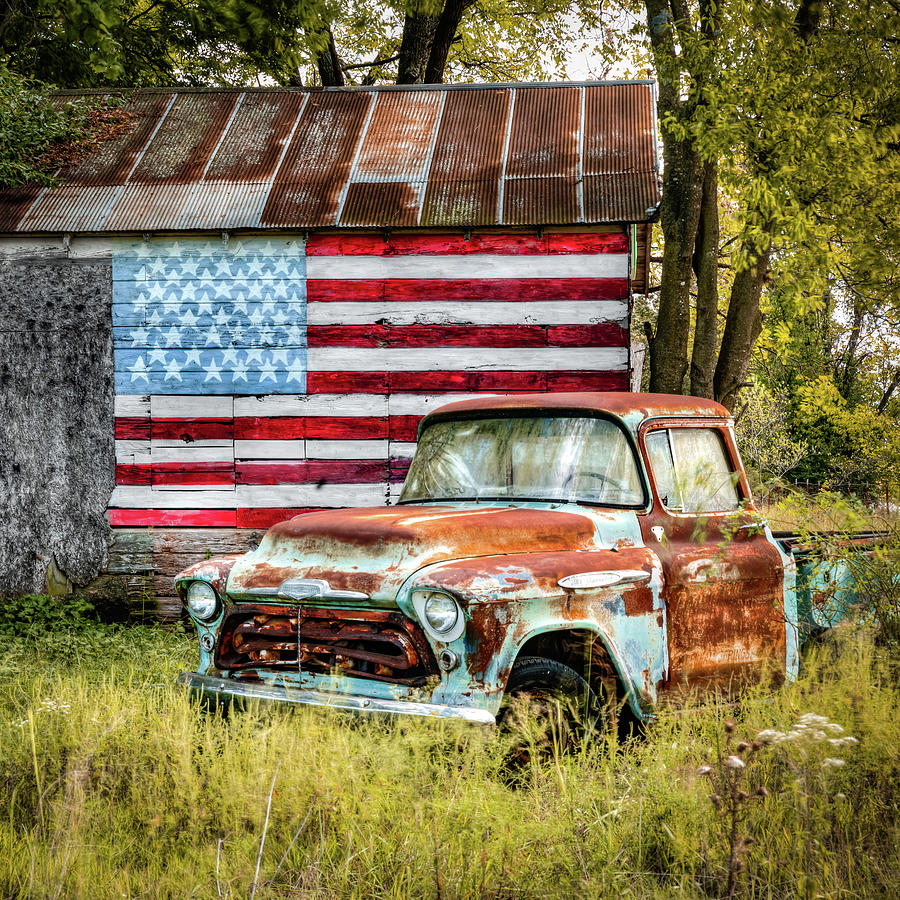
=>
[147,309,163,328]
[244,348,263,366]
[285,357,305,384]
[180,308,198,328]
[231,360,248,382]
[214,282,231,299]
[163,326,181,347]
[257,326,275,345]
[180,258,199,278]
[258,355,278,383]
[272,257,290,276]
[133,291,150,311]
[261,241,277,257]
[289,266,303,281]
[231,325,245,344]
[164,357,182,381]
[249,308,265,327]
[272,309,288,326]
[148,282,166,301]
[199,268,215,281]
[148,257,167,276]
[246,256,265,277]
[220,347,240,366]
[214,258,232,278]
[285,325,304,344]
[270,348,289,366]
[184,348,203,367]
[167,241,182,258]
[128,355,150,383]
[148,344,168,366]
[130,327,149,347]
[133,241,153,258]
[204,325,221,346]
[231,295,248,316]
[196,293,213,317]
[273,280,288,300]
[180,282,196,303]
[247,282,263,301]
[214,308,230,327]
[204,356,223,382]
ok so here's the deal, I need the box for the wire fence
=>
[759,479,898,512]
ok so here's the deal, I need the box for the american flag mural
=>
[111,231,631,528]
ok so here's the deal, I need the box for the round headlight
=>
[186,581,219,621]
[423,592,459,634]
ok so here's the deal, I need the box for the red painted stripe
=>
[116,463,234,486]
[115,464,151,485]
[237,508,323,528]
[306,323,628,348]
[115,418,150,440]
[306,232,628,257]
[389,459,412,484]
[389,415,421,442]
[306,278,628,303]
[233,416,389,440]
[305,370,627,393]
[108,509,237,527]
[151,418,233,440]
[236,460,388,485]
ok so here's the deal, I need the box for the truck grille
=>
[215,605,438,685]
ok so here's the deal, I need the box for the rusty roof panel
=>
[503,176,578,225]
[505,87,580,178]
[584,83,656,175]
[420,88,511,227]
[64,92,175,185]
[129,92,239,185]
[340,181,422,227]
[352,90,442,181]
[262,91,373,226]
[0,83,661,233]
[204,92,307,183]
[583,172,659,223]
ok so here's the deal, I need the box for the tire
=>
[498,656,606,762]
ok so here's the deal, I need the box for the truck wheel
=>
[499,656,606,759]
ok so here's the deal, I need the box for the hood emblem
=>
[240,577,369,602]
[558,570,651,590]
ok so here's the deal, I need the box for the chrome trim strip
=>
[232,577,370,602]
[178,672,496,724]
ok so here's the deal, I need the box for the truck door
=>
[637,419,787,692]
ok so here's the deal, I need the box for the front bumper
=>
[178,672,496,725]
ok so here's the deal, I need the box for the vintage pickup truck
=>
[176,392,857,727]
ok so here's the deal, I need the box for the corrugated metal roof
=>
[1,82,661,233]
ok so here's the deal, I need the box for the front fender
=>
[397,548,667,719]
[174,554,244,599]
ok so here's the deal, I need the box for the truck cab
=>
[176,392,799,724]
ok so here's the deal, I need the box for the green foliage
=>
[0,592,99,639]
[0,63,92,186]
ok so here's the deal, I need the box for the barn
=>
[0,81,660,617]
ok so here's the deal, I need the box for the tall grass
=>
[1,618,899,899]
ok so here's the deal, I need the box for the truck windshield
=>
[399,415,645,507]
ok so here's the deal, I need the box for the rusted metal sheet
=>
[420,87,512,227]
[1,83,661,233]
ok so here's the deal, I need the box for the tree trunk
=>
[690,161,720,398]
[713,243,772,410]
[397,5,441,84]
[316,29,344,86]
[423,0,472,83]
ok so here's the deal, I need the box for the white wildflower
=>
[822,757,846,768]
[825,723,844,734]
[725,755,746,769]
[756,729,786,743]
[835,793,846,800]
[797,713,830,726]
[698,765,713,775]
[829,736,859,748]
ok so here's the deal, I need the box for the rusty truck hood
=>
[226,504,603,603]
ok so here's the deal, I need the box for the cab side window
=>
[646,427,740,513]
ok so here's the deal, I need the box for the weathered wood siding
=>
[0,244,115,594]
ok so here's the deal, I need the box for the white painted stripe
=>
[307,300,628,326]
[307,346,628,372]
[114,396,150,417]
[306,440,388,459]
[389,442,417,460]
[387,393,501,416]
[115,440,151,463]
[152,444,233,463]
[110,483,388,509]
[150,395,234,418]
[305,253,629,280]
[234,440,305,460]
[153,482,234,493]
[233,393,388,417]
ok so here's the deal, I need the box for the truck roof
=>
[420,392,731,433]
